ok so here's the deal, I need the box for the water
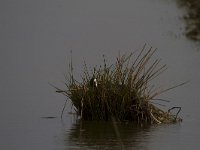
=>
[0,0,200,149]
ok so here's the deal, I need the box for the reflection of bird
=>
[90,77,98,88]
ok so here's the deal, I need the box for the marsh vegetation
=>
[55,46,183,124]
[178,0,200,40]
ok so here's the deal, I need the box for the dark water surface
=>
[0,0,200,149]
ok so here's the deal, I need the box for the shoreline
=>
[177,0,200,41]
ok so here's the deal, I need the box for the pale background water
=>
[0,0,200,149]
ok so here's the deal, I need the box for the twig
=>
[61,99,68,119]
[150,111,161,124]
[168,107,182,120]
[150,98,170,103]
[150,102,166,107]
[80,98,83,119]
[159,81,190,95]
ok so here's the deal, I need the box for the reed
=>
[56,46,183,124]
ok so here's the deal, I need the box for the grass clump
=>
[56,46,183,124]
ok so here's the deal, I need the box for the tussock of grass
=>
[55,46,182,124]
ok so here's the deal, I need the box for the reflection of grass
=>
[56,46,183,124]
[178,0,200,40]
[67,120,151,149]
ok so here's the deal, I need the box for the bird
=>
[93,78,98,87]
[90,77,98,88]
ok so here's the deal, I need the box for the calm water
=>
[0,0,200,149]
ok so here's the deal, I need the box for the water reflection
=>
[1,0,200,149]
[65,120,152,149]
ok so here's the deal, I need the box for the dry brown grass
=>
[55,45,183,124]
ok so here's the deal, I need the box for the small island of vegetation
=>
[55,46,184,124]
